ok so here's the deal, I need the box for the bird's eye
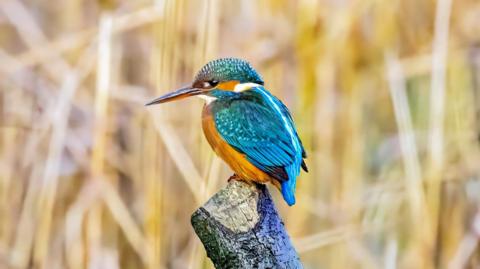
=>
[202,80,218,88]
[204,80,218,88]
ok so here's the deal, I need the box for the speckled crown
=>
[194,58,264,84]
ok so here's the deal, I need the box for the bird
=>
[146,58,307,206]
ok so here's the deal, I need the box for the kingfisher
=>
[146,58,307,206]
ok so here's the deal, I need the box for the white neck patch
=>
[197,95,217,104]
[234,82,262,92]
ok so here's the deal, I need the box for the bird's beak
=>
[145,86,202,106]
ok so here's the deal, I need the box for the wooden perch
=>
[191,180,302,269]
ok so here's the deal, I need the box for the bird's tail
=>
[281,179,296,206]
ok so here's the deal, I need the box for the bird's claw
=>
[228,174,240,182]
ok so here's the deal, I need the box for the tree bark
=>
[191,180,302,269]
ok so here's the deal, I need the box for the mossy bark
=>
[191,180,302,269]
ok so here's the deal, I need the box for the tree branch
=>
[191,180,302,269]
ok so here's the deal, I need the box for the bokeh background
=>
[1,0,480,268]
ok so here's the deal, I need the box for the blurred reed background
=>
[1,0,480,268]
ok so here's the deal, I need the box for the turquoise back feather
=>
[210,86,304,206]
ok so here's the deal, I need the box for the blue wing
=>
[213,86,305,205]
[279,102,308,161]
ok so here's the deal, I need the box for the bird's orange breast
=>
[201,104,280,188]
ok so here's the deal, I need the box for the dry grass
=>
[1,0,480,268]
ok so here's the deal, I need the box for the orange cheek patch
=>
[216,80,239,91]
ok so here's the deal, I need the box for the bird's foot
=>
[228,174,240,182]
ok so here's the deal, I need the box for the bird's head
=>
[145,58,263,105]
